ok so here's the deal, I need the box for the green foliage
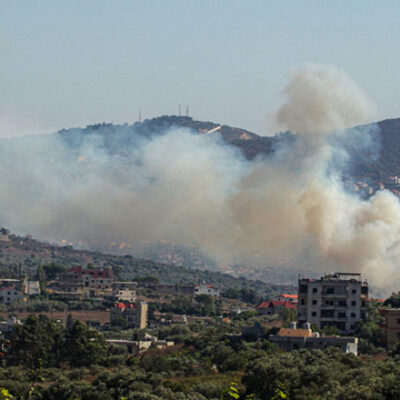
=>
[110,316,129,329]
[220,381,240,399]
[384,292,400,308]
[42,263,67,280]
[5,315,107,369]
[63,320,107,367]
[222,288,260,305]
[6,314,64,369]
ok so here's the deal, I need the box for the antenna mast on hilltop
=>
[186,105,189,117]
[178,104,181,116]
[138,109,142,122]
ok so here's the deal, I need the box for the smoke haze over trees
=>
[2,64,400,293]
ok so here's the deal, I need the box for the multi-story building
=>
[297,272,368,334]
[56,266,113,293]
[379,308,400,350]
[111,301,148,329]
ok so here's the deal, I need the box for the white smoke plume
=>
[0,64,398,294]
[275,64,377,134]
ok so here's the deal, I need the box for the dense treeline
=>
[0,313,399,399]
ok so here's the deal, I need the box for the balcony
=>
[321,293,348,298]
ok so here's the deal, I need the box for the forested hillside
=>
[0,232,291,297]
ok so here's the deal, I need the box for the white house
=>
[24,279,41,296]
[194,284,220,297]
[0,287,24,305]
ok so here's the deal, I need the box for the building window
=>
[299,285,308,294]
[351,313,356,318]
[301,299,305,305]
[397,318,400,325]
[312,288,317,293]
[352,289,357,294]
[351,301,356,306]
[312,312,316,317]
[312,300,317,305]
[397,332,400,339]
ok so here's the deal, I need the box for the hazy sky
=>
[1,0,399,137]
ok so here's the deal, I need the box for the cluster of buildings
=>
[6,262,400,355]
[0,278,41,305]
[259,272,368,354]
[256,272,400,353]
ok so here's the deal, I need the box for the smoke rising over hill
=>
[1,64,399,293]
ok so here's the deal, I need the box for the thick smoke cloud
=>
[0,64,399,294]
[275,64,377,134]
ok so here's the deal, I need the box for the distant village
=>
[0,254,398,357]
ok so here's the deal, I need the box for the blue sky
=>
[1,0,399,136]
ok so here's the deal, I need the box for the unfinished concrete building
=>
[379,308,400,350]
[297,272,368,334]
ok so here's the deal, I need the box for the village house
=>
[151,311,188,326]
[106,332,174,355]
[0,287,24,305]
[0,316,21,335]
[194,283,220,297]
[54,265,113,295]
[110,281,137,302]
[24,279,41,296]
[269,322,358,355]
[379,308,400,350]
[110,301,148,329]
[275,294,298,303]
[257,300,297,316]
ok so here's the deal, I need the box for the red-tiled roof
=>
[114,302,136,309]
[367,298,385,303]
[278,294,298,299]
[258,300,297,310]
